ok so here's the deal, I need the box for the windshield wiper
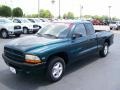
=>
[43,34,58,38]
[36,33,43,37]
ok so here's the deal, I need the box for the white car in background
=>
[28,18,50,29]
[109,21,120,30]
[13,18,40,34]
[0,18,22,38]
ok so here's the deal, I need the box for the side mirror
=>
[72,34,83,40]
[72,34,77,40]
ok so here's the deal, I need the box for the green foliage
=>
[67,12,74,19]
[39,9,53,18]
[13,7,23,17]
[25,14,38,18]
[63,13,67,19]
[0,5,12,17]
[63,12,74,19]
[84,15,92,19]
[84,15,110,21]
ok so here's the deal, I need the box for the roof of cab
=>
[53,19,91,24]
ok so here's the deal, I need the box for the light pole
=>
[51,0,55,18]
[10,0,13,18]
[38,0,40,18]
[108,6,112,23]
[80,5,83,19]
[58,0,61,19]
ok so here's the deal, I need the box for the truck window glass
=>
[73,24,86,37]
[84,23,95,35]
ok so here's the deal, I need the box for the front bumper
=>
[2,54,46,73]
[28,28,39,33]
[8,30,23,35]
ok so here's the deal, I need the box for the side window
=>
[13,19,21,23]
[73,24,86,38]
[84,23,95,35]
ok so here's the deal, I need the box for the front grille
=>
[33,25,39,28]
[14,26,21,29]
[4,47,24,62]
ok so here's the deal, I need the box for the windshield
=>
[0,18,13,24]
[28,19,35,23]
[37,23,71,39]
[20,18,31,23]
[34,19,42,23]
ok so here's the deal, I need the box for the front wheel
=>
[0,30,9,38]
[99,42,109,57]
[46,57,65,82]
[15,34,21,37]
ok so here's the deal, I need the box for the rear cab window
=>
[84,23,95,35]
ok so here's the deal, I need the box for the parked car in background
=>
[39,18,50,22]
[109,21,120,30]
[2,20,114,82]
[28,18,50,29]
[91,19,103,25]
[13,18,40,34]
[0,18,22,38]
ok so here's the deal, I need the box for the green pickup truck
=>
[2,20,114,82]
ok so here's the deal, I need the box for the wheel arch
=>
[104,38,110,46]
[47,52,69,65]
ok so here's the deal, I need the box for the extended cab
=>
[0,18,22,38]
[2,20,114,82]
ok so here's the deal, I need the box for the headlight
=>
[25,54,42,64]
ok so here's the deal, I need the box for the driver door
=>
[69,23,88,61]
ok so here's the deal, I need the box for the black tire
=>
[110,28,112,30]
[15,34,21,37]
[99,42,109,57]
[118,26,120,30]
[23,28,28,34]
[46,56,65,82]
[116,28,118,30]
[0,30,9,38]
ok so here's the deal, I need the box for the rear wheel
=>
[99,42,109,57]
[46,57,65,82]
[0,30,9,38]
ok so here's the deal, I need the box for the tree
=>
[84,15,92,19]
[39,9,53,18]
[67,12,74,19]
[13,7,23,17]
[63,13,67,19]
[63,12,74,19]
[0,5,12,17]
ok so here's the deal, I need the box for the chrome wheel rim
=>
[23,29,27,34]
[104,45,108,55]
[52,62,63,79]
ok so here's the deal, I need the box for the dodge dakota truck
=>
[2,20,114,82]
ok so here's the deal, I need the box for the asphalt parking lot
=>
[0,30,120,90]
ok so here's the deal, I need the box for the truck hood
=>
[6,35,68,52]
[5,23,21,27]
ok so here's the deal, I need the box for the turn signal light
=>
[25,60,41,64]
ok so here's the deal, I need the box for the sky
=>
[0,0,119,18]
